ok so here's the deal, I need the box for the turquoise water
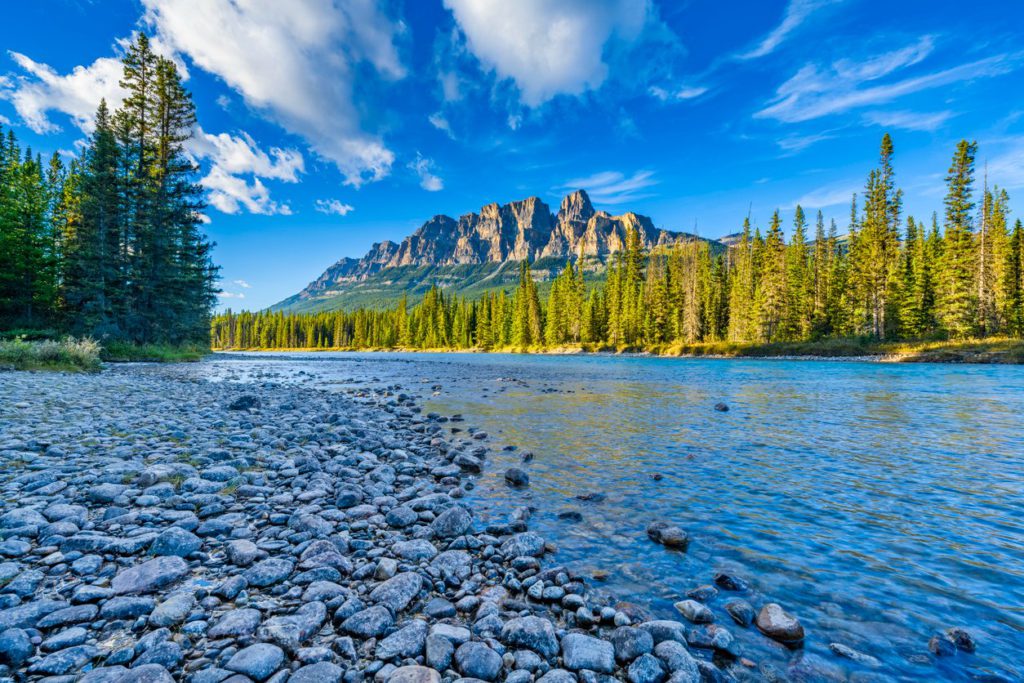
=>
[198,352,1024,681]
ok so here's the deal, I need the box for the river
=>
[189,351,1024,681]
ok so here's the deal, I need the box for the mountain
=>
[273,190,723,312]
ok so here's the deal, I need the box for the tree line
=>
[0,35,217,345]
[213,135,1024,351]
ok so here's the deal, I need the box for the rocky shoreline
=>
[0,365,972,682]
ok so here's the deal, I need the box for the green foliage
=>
[0,35,217,346]
[100,341,208,362]
[0,337,101,372]
[214,135,1023,357]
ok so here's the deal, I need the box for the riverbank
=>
[0,362,992,681]
[0,337,208,371]
[212,336,1024,364]
[0,364,741,681]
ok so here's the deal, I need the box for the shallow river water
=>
[191,351,1024,681]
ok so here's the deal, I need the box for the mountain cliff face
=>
[276,190,720,312]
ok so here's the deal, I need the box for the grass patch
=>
[0,337,102,372]
[101,341,209,363]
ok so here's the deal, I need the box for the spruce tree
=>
[937,140,978,338]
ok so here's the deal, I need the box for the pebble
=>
[0,364,746,683]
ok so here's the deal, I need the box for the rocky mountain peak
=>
[557,189,595,226]
[289,190,715,304]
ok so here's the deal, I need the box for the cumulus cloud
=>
[190,128,304,182]
[203,166,292,216]
[141,0,406,186]
[315,199,355,216]
[737,0,841,60]
[557,170,657,205]
[188,127,303,216]
[757,36,1020,123]
[233,279,251,288]
[218,291,246,299]
[443,0,651,106]
[408,154,444,192]
[1,52,126,133]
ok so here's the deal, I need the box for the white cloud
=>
[757,37,1020,123]
[737,0,841,60]
[315,199,355,216]
[792,183,858,209]
[142,0,406,187]
[648,85,708,102]
[557,170,657,205]
[233,279,251,289]
[218,291,246,299]
[408,154,444,192]
[1,52,126,133]
[428,112,454,138]
[986,135,1024,190]
[777,131,834,153]
[863,109,954,132]
[187,128,303,216]
[190,128,304,182]
[443,0,650,106]
[203,166,292,216]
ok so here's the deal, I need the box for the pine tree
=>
[756,210,787,342]
[937,140,978,338]
[784,205,811,340]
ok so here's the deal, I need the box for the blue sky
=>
[2,0,1023,310]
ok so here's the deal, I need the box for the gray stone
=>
[628,653,666,683]
[0,599,70,630]
[111,556,189,595]
[393,539,438,561]
[388,665,441,683]
[454,641,503,681]
[723,599,754,627]
[291,661,345,683]
[209,608,262,638]
[370,572,422,613]
[425,633,454,671]
[500,532,545,558]
[673,600,713,624]
[755,603,804,645]
[116,664,175,683]
[244,558,294,587]
[611,626,653,663]
[28,644,98,675]
[0,628,33,667]
[150,527,201,557]
[646,522,688,549]
[226,539,261,566]
[500,616,559,659]
[561,633,615,673]
[225,643,285,681]
[652,641,698,680]
[431,506,471,538]
[377,619,428,660]
[149,592,196,627]
[342,605,393,637]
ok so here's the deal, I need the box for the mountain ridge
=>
[273,190,723,312]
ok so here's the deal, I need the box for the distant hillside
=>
[272,189,726,312]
